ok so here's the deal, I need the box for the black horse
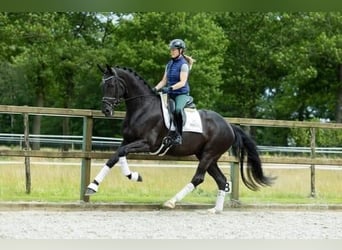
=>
[85,65,275,213]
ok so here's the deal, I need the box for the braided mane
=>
[115,66,153,90]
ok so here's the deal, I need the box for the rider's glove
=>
[161,86,172,94]
[151,87,159,95]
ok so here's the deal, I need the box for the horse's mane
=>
[115,65,153,90]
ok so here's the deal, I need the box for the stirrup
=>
[172,135,182,145]
[162,134,182,147]
[150,136,173,156]
[162,135,173,148]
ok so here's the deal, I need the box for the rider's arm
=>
[170,64,189,90]
[154,70,167,91]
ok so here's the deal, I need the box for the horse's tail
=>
[231,124,276,191]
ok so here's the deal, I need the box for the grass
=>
[0,157,341,205]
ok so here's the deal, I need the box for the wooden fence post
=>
[23,113,31,194]
[80,116,93,202]
[230,162,240,206]
[310,127,316,198]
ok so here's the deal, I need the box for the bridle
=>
[101,68,155,109]
[101,71,126,109]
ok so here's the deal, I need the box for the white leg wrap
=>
[94,165,110,184]
[119,156,131,176]
[164,183,195,209]
[214,190,227,212]
[174,183,195,202]
[130,172,140,181]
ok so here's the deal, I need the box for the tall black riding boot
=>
[172,112,183,145]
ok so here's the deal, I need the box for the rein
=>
[102,94,156,106]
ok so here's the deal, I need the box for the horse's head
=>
[98,64,127,117]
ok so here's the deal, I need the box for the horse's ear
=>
[106,64,114,74]
[97,64,105,74]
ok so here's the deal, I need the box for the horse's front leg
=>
[85,139,150,196]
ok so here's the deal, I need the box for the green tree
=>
[214,12,342,146]
[268,12,342,122]
[214,13,275,118]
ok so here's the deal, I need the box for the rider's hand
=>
[161,86,172,94]
[151,87,159,95]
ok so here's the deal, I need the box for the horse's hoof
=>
[207,208,222,214]
[84,188,97,196]
[85,183,98,195]
[163,200,176,209]
[130,172,143,182]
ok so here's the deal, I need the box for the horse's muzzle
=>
[102,97,117,117]
[102,104,114,117]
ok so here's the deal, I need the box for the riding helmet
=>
[169,39,186,50]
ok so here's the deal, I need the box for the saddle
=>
[150,94,202,156]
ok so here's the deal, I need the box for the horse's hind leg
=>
[207,163,230,213]
[163,155,213,209]
[163,182,195,209]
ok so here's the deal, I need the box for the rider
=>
[153,39,195,145]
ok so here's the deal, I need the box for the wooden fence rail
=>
[0,105,342,202]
